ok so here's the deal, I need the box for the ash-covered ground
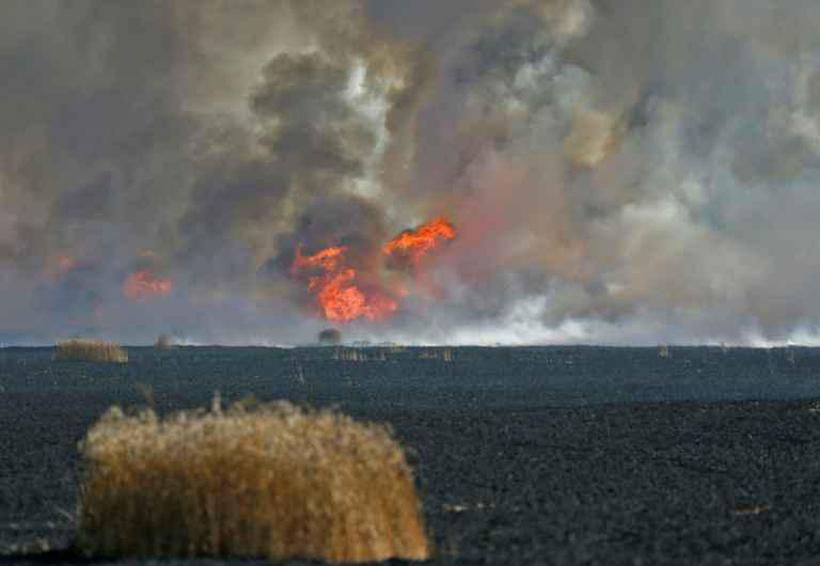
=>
[2,346,820,565]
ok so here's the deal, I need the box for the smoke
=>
[1,0,819,345]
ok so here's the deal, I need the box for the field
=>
[2,346,820,565]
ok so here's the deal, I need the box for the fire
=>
[291,245,347,274]
[43,254,79,281]
[291,216,457,323]
[123,270,173,300]
[383,217,457,265]
[57,255,77,274]
[292,246,397,323]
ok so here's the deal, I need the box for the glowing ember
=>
[291,246,398,323]
[383,217,457,264]
[123,270,173,300]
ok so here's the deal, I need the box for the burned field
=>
[2,346,820,565]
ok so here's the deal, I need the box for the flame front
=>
[383,217,457,265]
[291,245,347,274]
[292,246,398,323]
[292,216,457,324]
[123,270,173,300]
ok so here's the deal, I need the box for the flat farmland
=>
[2,346,820,565]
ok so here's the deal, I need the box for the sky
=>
[2,0,820,346]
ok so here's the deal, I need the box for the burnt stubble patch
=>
[2,346,820,565]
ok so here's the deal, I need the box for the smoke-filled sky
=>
[2,0,820,346]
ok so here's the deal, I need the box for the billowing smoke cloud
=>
[1,0,819,345]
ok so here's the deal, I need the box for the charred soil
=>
[2,346,820,565]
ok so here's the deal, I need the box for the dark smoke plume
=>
[1,0,820,345]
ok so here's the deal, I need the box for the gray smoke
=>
[1,0,819,345]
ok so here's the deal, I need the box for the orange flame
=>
[123,270,173,300]
[292,246,397,323]
[292,216,456,323]
[57,255,77,274]
[383,217,457,264]
[291,245,347,274]
[44,254,79,280]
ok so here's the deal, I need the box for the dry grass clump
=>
[77,400,430,563]
[333,347,387,362]
[55,339,128,363]
[418,348,454,362]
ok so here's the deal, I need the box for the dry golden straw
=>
[54,339,128,363]
[77,400,430,563]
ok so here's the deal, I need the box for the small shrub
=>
[154,334,173,350]
[55,339,128,363]
[318,328,342,345]
[77,400,430,563]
